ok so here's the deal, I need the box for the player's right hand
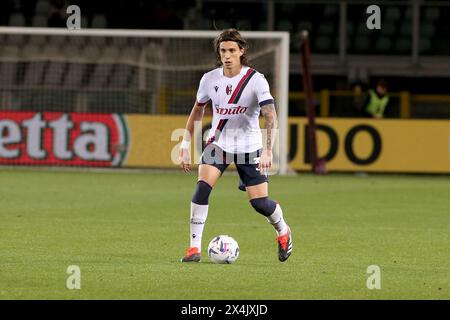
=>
[179,148,191,173]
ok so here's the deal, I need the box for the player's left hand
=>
[259,149,272,175]
[179,147,191,173]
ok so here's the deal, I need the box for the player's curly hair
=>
[214,28,249,67]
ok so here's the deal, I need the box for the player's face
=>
[219,41,244,70]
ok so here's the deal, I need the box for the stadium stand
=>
[1,0,449,118]
[1,1,449,56]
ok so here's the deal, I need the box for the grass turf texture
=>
[0,169,449,299]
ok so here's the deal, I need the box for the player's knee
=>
[250,197,276,217]
[192,180,213,205]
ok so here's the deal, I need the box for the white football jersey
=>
[196,66,274,153]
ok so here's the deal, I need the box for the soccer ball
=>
[207,235,239,264]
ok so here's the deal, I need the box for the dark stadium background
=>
[1,0,449,119]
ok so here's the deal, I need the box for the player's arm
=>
[261,103,278,151]
[179,101,208,173]
[259,103,278,172]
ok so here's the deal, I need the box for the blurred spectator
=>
[351,80,367,116]
[361,79,390,118]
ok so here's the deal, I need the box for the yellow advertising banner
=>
[287,118,450,173]
[124,115,188,168]
[123,115,450,173]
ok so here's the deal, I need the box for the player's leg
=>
[198,163,223,187]
[181,164,223,262]
[182,144,229,262]
[236,160,292,262]
[246,182,289,237]
[246,182,292,262]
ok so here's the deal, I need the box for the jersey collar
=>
[220,65,250,78]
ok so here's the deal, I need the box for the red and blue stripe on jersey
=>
[205,118,229,147]
[227,68,257,104]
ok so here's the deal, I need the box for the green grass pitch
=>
[0,168,449,299]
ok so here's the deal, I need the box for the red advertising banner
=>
[0,111,128,167]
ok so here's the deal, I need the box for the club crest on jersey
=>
[226,84,232,95]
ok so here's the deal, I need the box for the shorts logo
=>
[226,84,233,95]
[254,157,261,171]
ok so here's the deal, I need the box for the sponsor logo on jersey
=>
[214,105,248,115]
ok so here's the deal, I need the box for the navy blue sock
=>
[191,180,212,205]
[249,197,277,217]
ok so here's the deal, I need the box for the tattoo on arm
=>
[261,104,278,151]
